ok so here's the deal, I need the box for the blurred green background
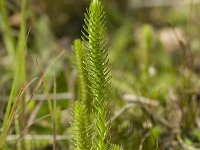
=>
[1,0,200,149]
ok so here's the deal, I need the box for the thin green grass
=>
[0,0,28,147]
[0,0,15,59]
[0,78,37,149]
[53,71,57,150]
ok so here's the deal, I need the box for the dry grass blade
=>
[123,94,159,107]
[0,27,31,149]
[7,134,71,141]
[111,103,135,123]
[0,77,38,148]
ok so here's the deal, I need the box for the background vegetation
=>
[1,0,200,149]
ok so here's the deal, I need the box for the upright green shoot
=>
[73,39,90,109]
[139,25,154,89]
[72,0,123,150]
[72,101,92,150]
[82,0,111,149]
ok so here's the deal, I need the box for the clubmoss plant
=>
[73,39,91,110]
[82,0,111,149]
[140,25,153,87]
[72,101,92,150]
[111,145,123,150]
[72,0,123,150]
